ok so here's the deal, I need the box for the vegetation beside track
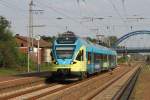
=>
[0,64,53,76]
[118,56,129,64]
[0,67,19,75]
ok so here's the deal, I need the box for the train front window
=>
[56,46,75,59]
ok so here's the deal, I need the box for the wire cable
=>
[35,0,92,33]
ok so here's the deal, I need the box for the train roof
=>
[54,33,117,56]
[79,38,117,55]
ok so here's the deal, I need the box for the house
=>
[15,34,52,64]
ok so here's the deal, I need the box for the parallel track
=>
[90,64,142,100]
[89,69,130,100]
[0,83,58,100]
[0,64,141,100]
[113,67,141,100]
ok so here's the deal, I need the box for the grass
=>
[0,63,53,76]
[0,58,128,76]
[117,57,128,64]
[0,67,20,76]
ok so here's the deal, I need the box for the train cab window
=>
[50,52,54,61]
[76,50,84,61]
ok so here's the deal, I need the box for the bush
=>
[0,16,22,68]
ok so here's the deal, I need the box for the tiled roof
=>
[15,35,51,48]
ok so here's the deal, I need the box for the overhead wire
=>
[107,0,124,20]
[121,1,149,32]
[0,0,28,16]
[76,0,108,36]
[30,0,67,34]
[36,0,81,23]
[2,0,147,37]
[121,0,131,31]
[33,1,74,31]
[76,0,84,20]
[121,0,127,16]
[106,0,129,33]
[33,0,80,32]
[35,0,92,33]
[76,0,95,27]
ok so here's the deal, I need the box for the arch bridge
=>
[112,30,150,53]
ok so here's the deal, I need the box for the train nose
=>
[57,69,71,75]
[57,69,62,73]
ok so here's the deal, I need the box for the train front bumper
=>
[50,64,86,76]
[50,64,86,71]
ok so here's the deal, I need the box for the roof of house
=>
[15,34,52,48]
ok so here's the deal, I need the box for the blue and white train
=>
[50,32,117,79]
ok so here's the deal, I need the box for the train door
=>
[87,52,93,74]
[94,53,101,72]
[102,55,109,70]
[114,55,117,67]
[50,50,55,63]
[87,52,98,74]
[109,55,112,68]
[75,49,86,72]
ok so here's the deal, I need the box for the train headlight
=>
[71,61,77,64]
[54,61,58,64]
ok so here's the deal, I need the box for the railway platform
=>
[129,64,150,100]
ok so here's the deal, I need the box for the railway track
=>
[90,63,142,100]
[0,71,53,99]
[0,63,142,100]
[38,63,141,100]
[0,84,65,100]
[0,71,74,100]
[0,71,52,94]
[113,65,142,100]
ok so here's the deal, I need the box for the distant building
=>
[15,34,52,64]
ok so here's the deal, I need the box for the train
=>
[50,31,117,80]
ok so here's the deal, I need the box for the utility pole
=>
[65,26,68,31]
[29,0,34,48]
[28,0,33,72]
[27,0,44,72]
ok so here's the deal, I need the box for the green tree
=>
[0,16,19,67]
[86,37,97,43]
[107,36,118,47]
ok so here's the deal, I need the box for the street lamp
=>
[35,35,41,72]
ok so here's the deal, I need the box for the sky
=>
[1,0,150,47]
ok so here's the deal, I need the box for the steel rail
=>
[112,67,141,100]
